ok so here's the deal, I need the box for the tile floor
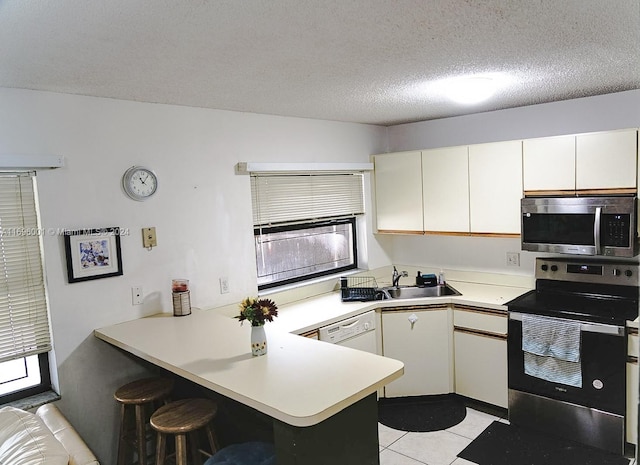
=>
[378,406,637,465]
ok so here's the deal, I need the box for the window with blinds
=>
[0,172,52,401]
[251,173,364,227]
[251,173,364,289]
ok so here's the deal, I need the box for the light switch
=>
[142,227,157,249]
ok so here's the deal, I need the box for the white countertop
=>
[94,309,403,427]
[270,279,532,334]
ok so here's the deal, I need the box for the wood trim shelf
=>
[381,230,521,238]
[380,304,449,313]
[525,188,637,197]
[453,305,507,317]
[375,230,424,235]
[454,326,507,340]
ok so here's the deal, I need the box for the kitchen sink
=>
[379,284,461,300]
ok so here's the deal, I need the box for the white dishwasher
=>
[318,311,377,354]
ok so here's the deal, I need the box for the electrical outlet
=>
[219,277,229,294]
[507,252,520,267]
[132,286,143,305]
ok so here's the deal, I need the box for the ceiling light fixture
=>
[443,76,498,104]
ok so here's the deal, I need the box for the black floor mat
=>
[378,394,466,432]
[458,421,629,465]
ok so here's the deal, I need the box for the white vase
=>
[251,325,267,356]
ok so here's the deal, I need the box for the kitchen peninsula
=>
[95,309,404,465]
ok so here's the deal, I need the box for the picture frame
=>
[64,227,123,283]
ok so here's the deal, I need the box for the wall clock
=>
[122,166,158,201]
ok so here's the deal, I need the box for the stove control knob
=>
[541,264,548,271]
[613,269,621,276]
[625,269,633,277]
[550,265,558,272]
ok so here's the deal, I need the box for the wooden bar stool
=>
[150,398,219,465]
[115,377,174,465]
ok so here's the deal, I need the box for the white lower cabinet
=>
[381,306,452,397]
[627,331,638,445]
[453,306,508,408]
[454,330,508,408]
[626,362,638,445]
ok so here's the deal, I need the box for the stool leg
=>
[175,434,188,465]
[116,404,128,465]
[204,424,219,455]
[155,432,166,465]
[189,431,202,465]
[134,404,147,465]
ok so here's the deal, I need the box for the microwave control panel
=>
[602,214,631,247]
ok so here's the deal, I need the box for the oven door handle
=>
[509,312,624,336]
[594,206,602,255]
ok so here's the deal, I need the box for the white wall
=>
[0,87,388,463]
[388,89,640,150]
[385,90,640,275]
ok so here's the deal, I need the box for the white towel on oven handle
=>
[524,352,583,388]
[521,314,581,362]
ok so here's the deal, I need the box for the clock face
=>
[122,166,158,201]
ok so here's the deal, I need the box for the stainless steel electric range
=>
[506,257,639,454]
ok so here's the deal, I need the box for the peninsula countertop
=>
[94,309,403,427]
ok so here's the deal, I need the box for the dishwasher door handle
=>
[340,319,360,329]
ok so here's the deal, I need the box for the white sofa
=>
[0,404,99,465]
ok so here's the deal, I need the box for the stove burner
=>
[506,257,639,326]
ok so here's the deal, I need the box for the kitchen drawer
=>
[453,306,507,335]
[628,331,639,358]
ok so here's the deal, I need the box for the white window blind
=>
[251,173,365,226]
[0,173,51,363]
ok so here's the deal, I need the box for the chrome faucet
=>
[392,266,408,287]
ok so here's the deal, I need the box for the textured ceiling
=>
[0,1,638,126]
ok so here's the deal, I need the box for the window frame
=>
[0,353,51,404]
[255,217,358,290]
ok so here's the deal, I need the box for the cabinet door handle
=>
[408,313,418,329]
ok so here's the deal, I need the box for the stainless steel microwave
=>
[521,196,639,257]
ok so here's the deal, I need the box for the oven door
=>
[507,313,626,415]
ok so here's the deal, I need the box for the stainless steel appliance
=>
[506,257,639,454]
[521,195,639,257]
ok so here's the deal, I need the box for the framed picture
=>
[64,227,123,283]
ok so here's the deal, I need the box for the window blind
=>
[0,173,51,363]
[251,173,365,226]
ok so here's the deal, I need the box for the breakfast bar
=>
[95,309,404,464]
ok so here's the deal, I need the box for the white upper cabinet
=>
[523,129,637,193]
[422,146,470,233]
[373,151,423,233]
[575,129,637,190]
[523,135,576,192]
[468,140,523,234]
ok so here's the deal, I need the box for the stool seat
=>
[115,377,174,404]
[151,398,219,465]
[150,398,217,434]
[115,377,174,465]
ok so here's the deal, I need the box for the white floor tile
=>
[379,448,427,465]
[379,423,407,448]
[387,430,472,465]
[450,458,478,465]
[446,407,499,439]
[379,405,632,465]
